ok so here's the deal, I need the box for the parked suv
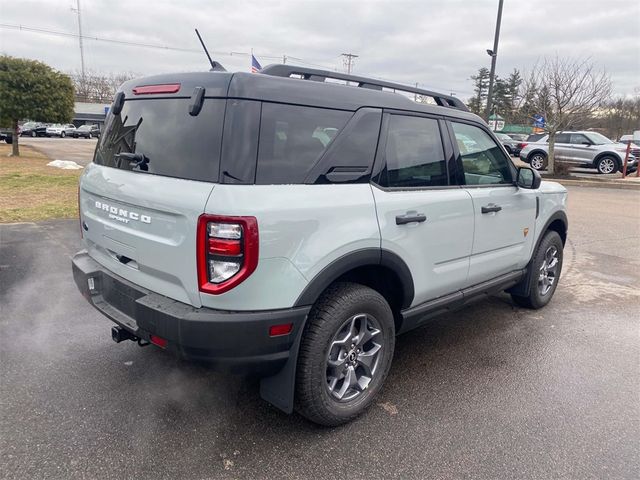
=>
[46,123,76,137]
[72,124,100,138]
[72,65,568,426]
[520,131,637,174]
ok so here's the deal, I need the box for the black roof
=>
[118,66,480,123]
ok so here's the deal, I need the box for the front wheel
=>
[60,131,66,138]
[295,282,395,426]
[529,152,547,170]
[512,230,563,309]
[596,156,618,174]
[31,131,36,138]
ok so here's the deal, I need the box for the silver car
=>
[520,131,638,174]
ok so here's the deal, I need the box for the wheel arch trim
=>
[293,248,415,309]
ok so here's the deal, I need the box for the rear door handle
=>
[481,203,502,214]
[396,212,427,225]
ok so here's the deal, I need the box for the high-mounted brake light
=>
[132,83,181,95]
[197,215,259,294]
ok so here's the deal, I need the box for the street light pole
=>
[485,0,504,121]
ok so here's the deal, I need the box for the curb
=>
[544,178,640,190]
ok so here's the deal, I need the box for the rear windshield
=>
[94,98,224,182]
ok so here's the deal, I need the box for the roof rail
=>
[259,64,468,111]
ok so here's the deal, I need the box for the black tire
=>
[295,282,395,426]
[528,152,547,171]
[60,131,66,138]
[595,155,618,174]
[511,231,563,309]
[31,131,36,138]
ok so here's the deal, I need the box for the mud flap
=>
[259,316,307,413]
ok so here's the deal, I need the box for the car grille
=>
[631,148,640,157]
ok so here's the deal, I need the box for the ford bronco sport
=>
[72,65,568,426]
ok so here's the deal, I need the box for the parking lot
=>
[18,137,98,166]
[1,186,638,479]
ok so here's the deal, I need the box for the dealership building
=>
[73,102,110,129]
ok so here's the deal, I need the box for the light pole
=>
[485,0,504,121]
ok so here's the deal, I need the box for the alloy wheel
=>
[325,313,383,402]
[598,158,615,174]
[538,245,559,296]
[530,154,545,170]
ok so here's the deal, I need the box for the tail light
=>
[518,142,528,150]
[197,215,259,294]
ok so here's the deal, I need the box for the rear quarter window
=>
[94,98,225,182]
[256,103,351,184]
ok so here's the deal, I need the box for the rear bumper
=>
[72,251,309,375]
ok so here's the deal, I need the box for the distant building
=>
[73,102,110,128]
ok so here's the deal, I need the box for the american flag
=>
[251,54,262,73]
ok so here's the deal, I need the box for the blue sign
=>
[104,106,110,116]
[532,114,545,128]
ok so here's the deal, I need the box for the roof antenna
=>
[195,28,226,72]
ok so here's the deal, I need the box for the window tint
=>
[555,133,570,143]
[256,103,350,184]
[381,115,448,188]
[452,122,513,185]
[308,108,381,184]
[94,98,224,182]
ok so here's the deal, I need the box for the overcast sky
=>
[1,0,639,99]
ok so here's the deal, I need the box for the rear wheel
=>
[511,230,563,309]
[529,152,547,170]
[60,131,66,138]
[596,156,617,174]
[296,282,395,426]
[31,131,36,138]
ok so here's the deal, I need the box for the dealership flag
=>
[251,54,262,73]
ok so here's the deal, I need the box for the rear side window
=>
[555,133,570,143]
[256,103,351,184]
[94,98,224,182]
[380,115,448,188]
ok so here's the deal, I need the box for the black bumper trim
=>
[72,251,310,375]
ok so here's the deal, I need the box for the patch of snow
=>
[47,160,83,170]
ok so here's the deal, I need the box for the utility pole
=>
[282,54,287,64]
[484,0,504,121]
[341,53,358,74]
[72,0,86,95]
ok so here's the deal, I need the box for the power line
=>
[1,22,463,96]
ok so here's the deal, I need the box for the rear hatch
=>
[79,73,230,307]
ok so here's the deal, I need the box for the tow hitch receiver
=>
[111,325,137,343]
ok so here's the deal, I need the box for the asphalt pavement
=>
[1,186,639,479]
[18,137,98,166]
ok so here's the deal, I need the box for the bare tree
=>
[521,56,611,173]
[69,69,138,103]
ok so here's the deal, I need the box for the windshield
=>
[496,133,511,140]
[78,125,90,131]
[584,132,613,145]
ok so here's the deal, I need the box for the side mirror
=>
[517,166,541,189]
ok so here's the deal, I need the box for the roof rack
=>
[260,64,468,111]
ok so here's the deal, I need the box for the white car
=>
[46,124,76,138]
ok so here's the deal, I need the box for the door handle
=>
[396,212,427,225]
[481,203,502,214]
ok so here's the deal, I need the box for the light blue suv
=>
[72,65,568,425]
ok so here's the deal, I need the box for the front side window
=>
[452,122,513,185]
[380,115,448,188]
[256,103,350,184]
[569,133,589,145]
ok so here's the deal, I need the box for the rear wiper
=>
[115,152,149,171]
